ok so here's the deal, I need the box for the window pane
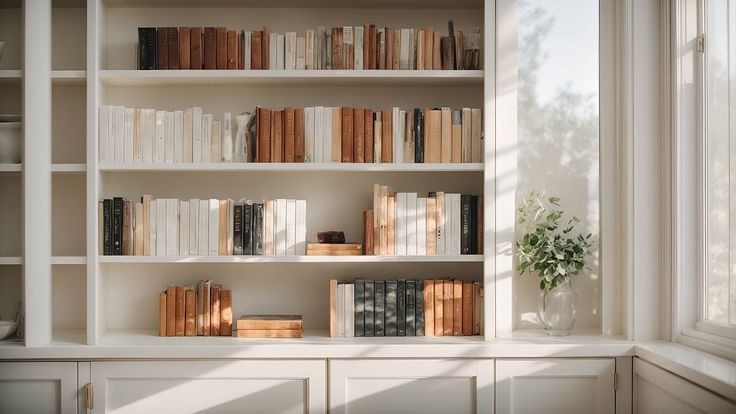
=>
[705,0,736,325]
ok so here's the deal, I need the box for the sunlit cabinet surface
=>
[0,362,78,414]
[89,360,326,413]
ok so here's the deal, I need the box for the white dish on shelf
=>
[0,320,17,340]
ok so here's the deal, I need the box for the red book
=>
[341,107,353,162]
[216,27,227,69]
[167,27,179,69]
[156,28,168,69]
[190,27,203,69]
[179,27,190,69]
[294,108,305,162]
[204,27,217,69]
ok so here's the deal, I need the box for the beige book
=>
[451,110,462,163]
[134,108,143,162]
[332,107,342,162]
[264,199,273,255]
[218,199,227,255]
[404,113,414,163]
[380,185,389,255]
[159,291,167,336]
[212,120,222,163]
[387,194,396,255]
[432,32,441,69]
[237,315,302,330]
[461,108,472,162]
[142,194,152,255]
[424,280,435,336]
[417,30,425,70]
[329,279,338,337]
[373,184,380,255]
[436,192,445,255]
[423,27,433,70]
[134,202,144,255]
[236,329,303,338]
[441,108,452,163]
[426,197,437,255]
[471,108,482,163]
[428,109,442,163]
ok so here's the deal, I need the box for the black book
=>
[374,280,385,336]
[416,280,425,336]
[138,28,147,70]
[470,195,479,254]
[103,199,112,255]
[145,28,157,70]
[233,204,243,255]
[385,280,397,336]
[243,203,253,255]
[354,279,365,337]
[461,194,473,254]
[252,203,264,255]
[364,280,375,336]
[406,280,416,336]
[414,108,424,163]
[112,197,124,255]
[397,280,406,336]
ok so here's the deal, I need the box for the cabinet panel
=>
[91,360,325,414]
[0,362,78,414]
[496,358,615,414]
[633,358,735,414]
[329,358,493,414]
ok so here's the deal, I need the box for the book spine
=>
[386,280,397,336]
[211,284,221,336]
[294,108,305,162]
[167,27,179,70]
[443,280,453,336]
[176,286,186,336]
[416,280,424,336]
[461,195,472,254]
[233,204,243,255]
[179,27,190,69]
[243,204,253,255]
[397,280,406,336]
[473,282,481,335]
[216,27,227,69]
[470,195,479,254]
[190,27,203,69]
[341,106,353,162]
[364,280,375,336]
[196,280,204,335]
[103,199,112,255]
[122,200,132,255]
[364,108,373,163]
[185,289,196,336]
[453,279,463,336]
[434,279,443,336]
[462,281,473,336]
[159,291,166,336]
[252,203,264,255]
[406,279,415,336]
[220,289,232,336]
[112,197,123,255]
[146,28,157,70]
[204,27,216,69]
[138,28,147,70]
[373,280,384,336]
[424,279,434,336]
[354,279,365,337]
[156,27,168,69]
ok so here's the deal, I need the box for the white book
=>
[406,192,417,255]
[179,200,189,256]
[396,192,407,255]
[234,114,247,162]
[400,28,410,69]
[107,105,116,162]
[112,106,124,163]
[314,106,324,163]
[285,32,296,70]
[124,107,134,163]
[164,111,174,163]
[165,198,179,256]
[154,110,165,163]
[452,194,462,255]
[182,108,193,163]
[296,199,306,255]
[337,284,345,337]
[211,120,221,163]
[323,107,332,162]
[201,114,212,163]
[304,107,315,162]
[392,107,401,163]
[149,199,157,256]
[192,107,203,163]
[142,109,155,163]
[264,199,274,255]
[444,193,453,256]
[275,198,287,255]
[189,199,199,255]
[244,31,251,70]
[208,199,219,256]
[286,199,296,255]
[173,110,183,163]
[305,30,314,70]
[222,112,233,162]
[156,198,166,256]
[296,36,305,70]
[436,193,446,256]
[416,197,427,255]
[354,26,363,70]
[345,283,354,338]
[198,199,209,256]
[270,33,280,70]
[227,199,234,255]
[98,105,110,162]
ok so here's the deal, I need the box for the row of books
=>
[158,280,233,337]
[330,279,482,337]
[236,315,303,338]
[255,106,483,164]
[98,196,307,256]
[99,105,482,165]
[364,185,483,256]
[137,24,481,71]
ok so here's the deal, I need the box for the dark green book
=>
[354,279,365,337]
[252,203,264,255]
[243,203,253,255]
[397,280,406,336]
[386,280,397,336]
[374,281,385,336]
[416,280,425,336]
[233,204,243,255]
[406,280,416,336]
[365,280,375,336]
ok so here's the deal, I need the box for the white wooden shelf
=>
[99,70,484,86]
[99,163,484,172]
[98,255,484,263]
[0,257,22,265]
[0,164,86,174]
[0,70,22,85]
[0,164,21,173]
[51,256,86,265]
[0,70,86,85]
[101,0,483,10]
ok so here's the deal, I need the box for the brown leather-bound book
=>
[271,110,283,162]
[196,280,205,335]
[453,279,463,335]
[204,27,217,69]
[175,285,185,336]
[473,282,481,335]
[381,108,392,162]
[257,107,271,162]
[462,281,473,335]
[329,279,338,337]
[455,31,464,70]
[341,107,353,162]
[203,280,211,335]
[226,30,237,69]
[167,27,179,69]
[216,27,227,69]
[424,280,435,336]
[179,27,190,69]
[294,108,305,162]
[417,30,425,70]
[363,210,374,255]
[331,27,343,69]
[262,26,270,69]
[220,289,233,336]
[428,109,442,163]
[368,25,377,69]
[426,197,437,255]
[392,28,400,70]
[218,199,227,255]
[332,107,342,162]
[364,109,373,163]
[441,36,453,70]
[423,27,433,70]
[157,28,168,69]
[237,315,302,330]
[210,284,221,336]
[283,107,295,162]
[166,285,176,336]
[441,108,452,163]
[443,280,453,336]
[433,279,443,336]
[237,329,303,338]
[159,292,167,336]
[190,27,203,69]
[387,194,395,255]
[251,31,262,70]
[185,289,196,336]
[353,108,364,163]
[237,31,244,69]
[433,32,442,70]
[385,28,393,70]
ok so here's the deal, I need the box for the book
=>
[167,27,179,70]
[443,280,453,336]
[175,285,185,336]
[364,108,374,163]
[159,291,167,336]
[179,27,190,70]
[237,315,302,330]
[243,203,253,255]
[397,280,406,336]
[253,203,264,255]
[374,280,384,336]
[353,108,364,163]
[204,27,216,69]
[191,27,203,69]
[416,280,425,336]
[236,329,303,338]
[345,283,354,337]
[185,289,196,336]
[462,281,473,336]
[295,108,305,162]
[364,280,375,336]
[211,283,221,336]
[473,282,482,335]
[233,204,243,255]
[166,285,177,336]
[284,107,295,162]
[157,27,168,69]
[385,280,397,336]
[216,27,227,69]
[112,197,123,255]
[434,279,443,336]
[453,279,463,335]
[227,30,237,69]
[220,289,232,336]
[196,281,204,335]
[329,279,338,337]
[406,279,416,336]
[364,210,374,255]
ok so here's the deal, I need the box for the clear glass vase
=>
[538,279,578,336]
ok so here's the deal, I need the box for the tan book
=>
[166,285,177,336]
[441,108,452,163]
[134,108,142,162]
[364,108,373,163]
[196,280,205,335]
[461,108,472,163]
[341,107,353,162]
[134,202,144,255]
[453,279,463,336]
[380,186,389,254]
[471,108,482,163]
[381,109,392,162]
[211,120,221,163]
[210,283,221,336]
[257,107,271,162]
[423,27,433,70]
[443,280,453,336]
[97,201,103,255]
[392,28,400,70]
[473,282,482,335]
[307,249,362,256]
[433,279,443,336]
[307,243,362,251]
[353,108,364,163]
[237,329,303,338]
[295,108,305,163]
[373,184,380,255]
[262,25,270,69]
[462,281,473,336]
[185,289,196,336]
[451,110,462,163]
[203,280,211,335]
[284,107,295,162]
[220,289,233,336]
[272,109,283,162]
[404,113,414,163]
[329,279,338,337]
[122,200,132,255]
[428,109,442,163]
[386,28,393,70]
[364,210,374,255]
[424,279,435,336]
[417,30,425,70]
[142,194,152,255]
[159,291,167,337]
[175,285,185,336]
[432,31,441,69]
[237,315,302,330]
[426,197,437,255]
[218,199,227,255]
[332,107,342,163]
[387,194,395,255]
[436,192,445,255]
[264,199,273,255]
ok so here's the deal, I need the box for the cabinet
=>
[495,358,616,414]
[90,360,326,413]
[329,359,493,414]
[0,362,78,414]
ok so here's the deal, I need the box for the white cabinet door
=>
[329,358,494,414]
[0,362,78,414]
[496,358,615,414]
[634,358,735,414]
[90,360,326,414]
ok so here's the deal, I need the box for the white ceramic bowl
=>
[0,116,22,164]
[0,320,17,340]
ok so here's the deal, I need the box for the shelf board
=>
[99,69,484,86]
[0,257,21,265]
[101,0,483,9]
[51,256,87,265]
[0,70,86,85]
[0,70,21,85]
[52,163,86,173]
[0,164,21,173]
[98,255,483,263]
[99,162,483,172]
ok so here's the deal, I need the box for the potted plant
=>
[515,191,593,336]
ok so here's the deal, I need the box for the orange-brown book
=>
[441,108,452,163]
[185,289,196,336]
[353,108,364,163]
[473,282,481,335]
[453,279,463,336]
[423,27,433,70]
[167,27,179,70]
[218,199,227,255]
[203,280,211,335]
[284,107,295,162]
[368,25,377,70]
[428,109,442,163]
[226,30,237,69]
[462,281,473,336]
[166,285,176,336]
[341,107,353,162]
[216,27,227,69]
[175,285,185,336]
[237,329,303,338]
[251,31,262,70]
[381,108,392,162]
[433,279,443,336]
[331,27,343,69]
[295,108,305,162]
[424,279,435,336]
[432,31,442,70]
[159,291,167,336]
[257,107,271,162]
[332,107,342,162]
[237,315,302,330]
[426,197,437,255]
[363,24,370,69]
[204,27,216,69]
[220,289,233,336]
[261,26,270,69]
[387,194,395,255]
[364,210,374,255]
[210,284,221,336]
[385,28,393,70]
[196,280,205,335]
[179,27,190,69]
[443,280,453,336]
[271,110,283,162]
[237,31,243,69]
[190,27,203,69]
[364,108,373,163]
[157,27,168,69]
[392,28,400,70]
[329,279,338,337]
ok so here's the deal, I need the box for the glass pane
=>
[516,0,600,328]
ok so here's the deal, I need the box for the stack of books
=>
[306,243,362,256]
[236,315,303,338]
[158,280,232,337]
